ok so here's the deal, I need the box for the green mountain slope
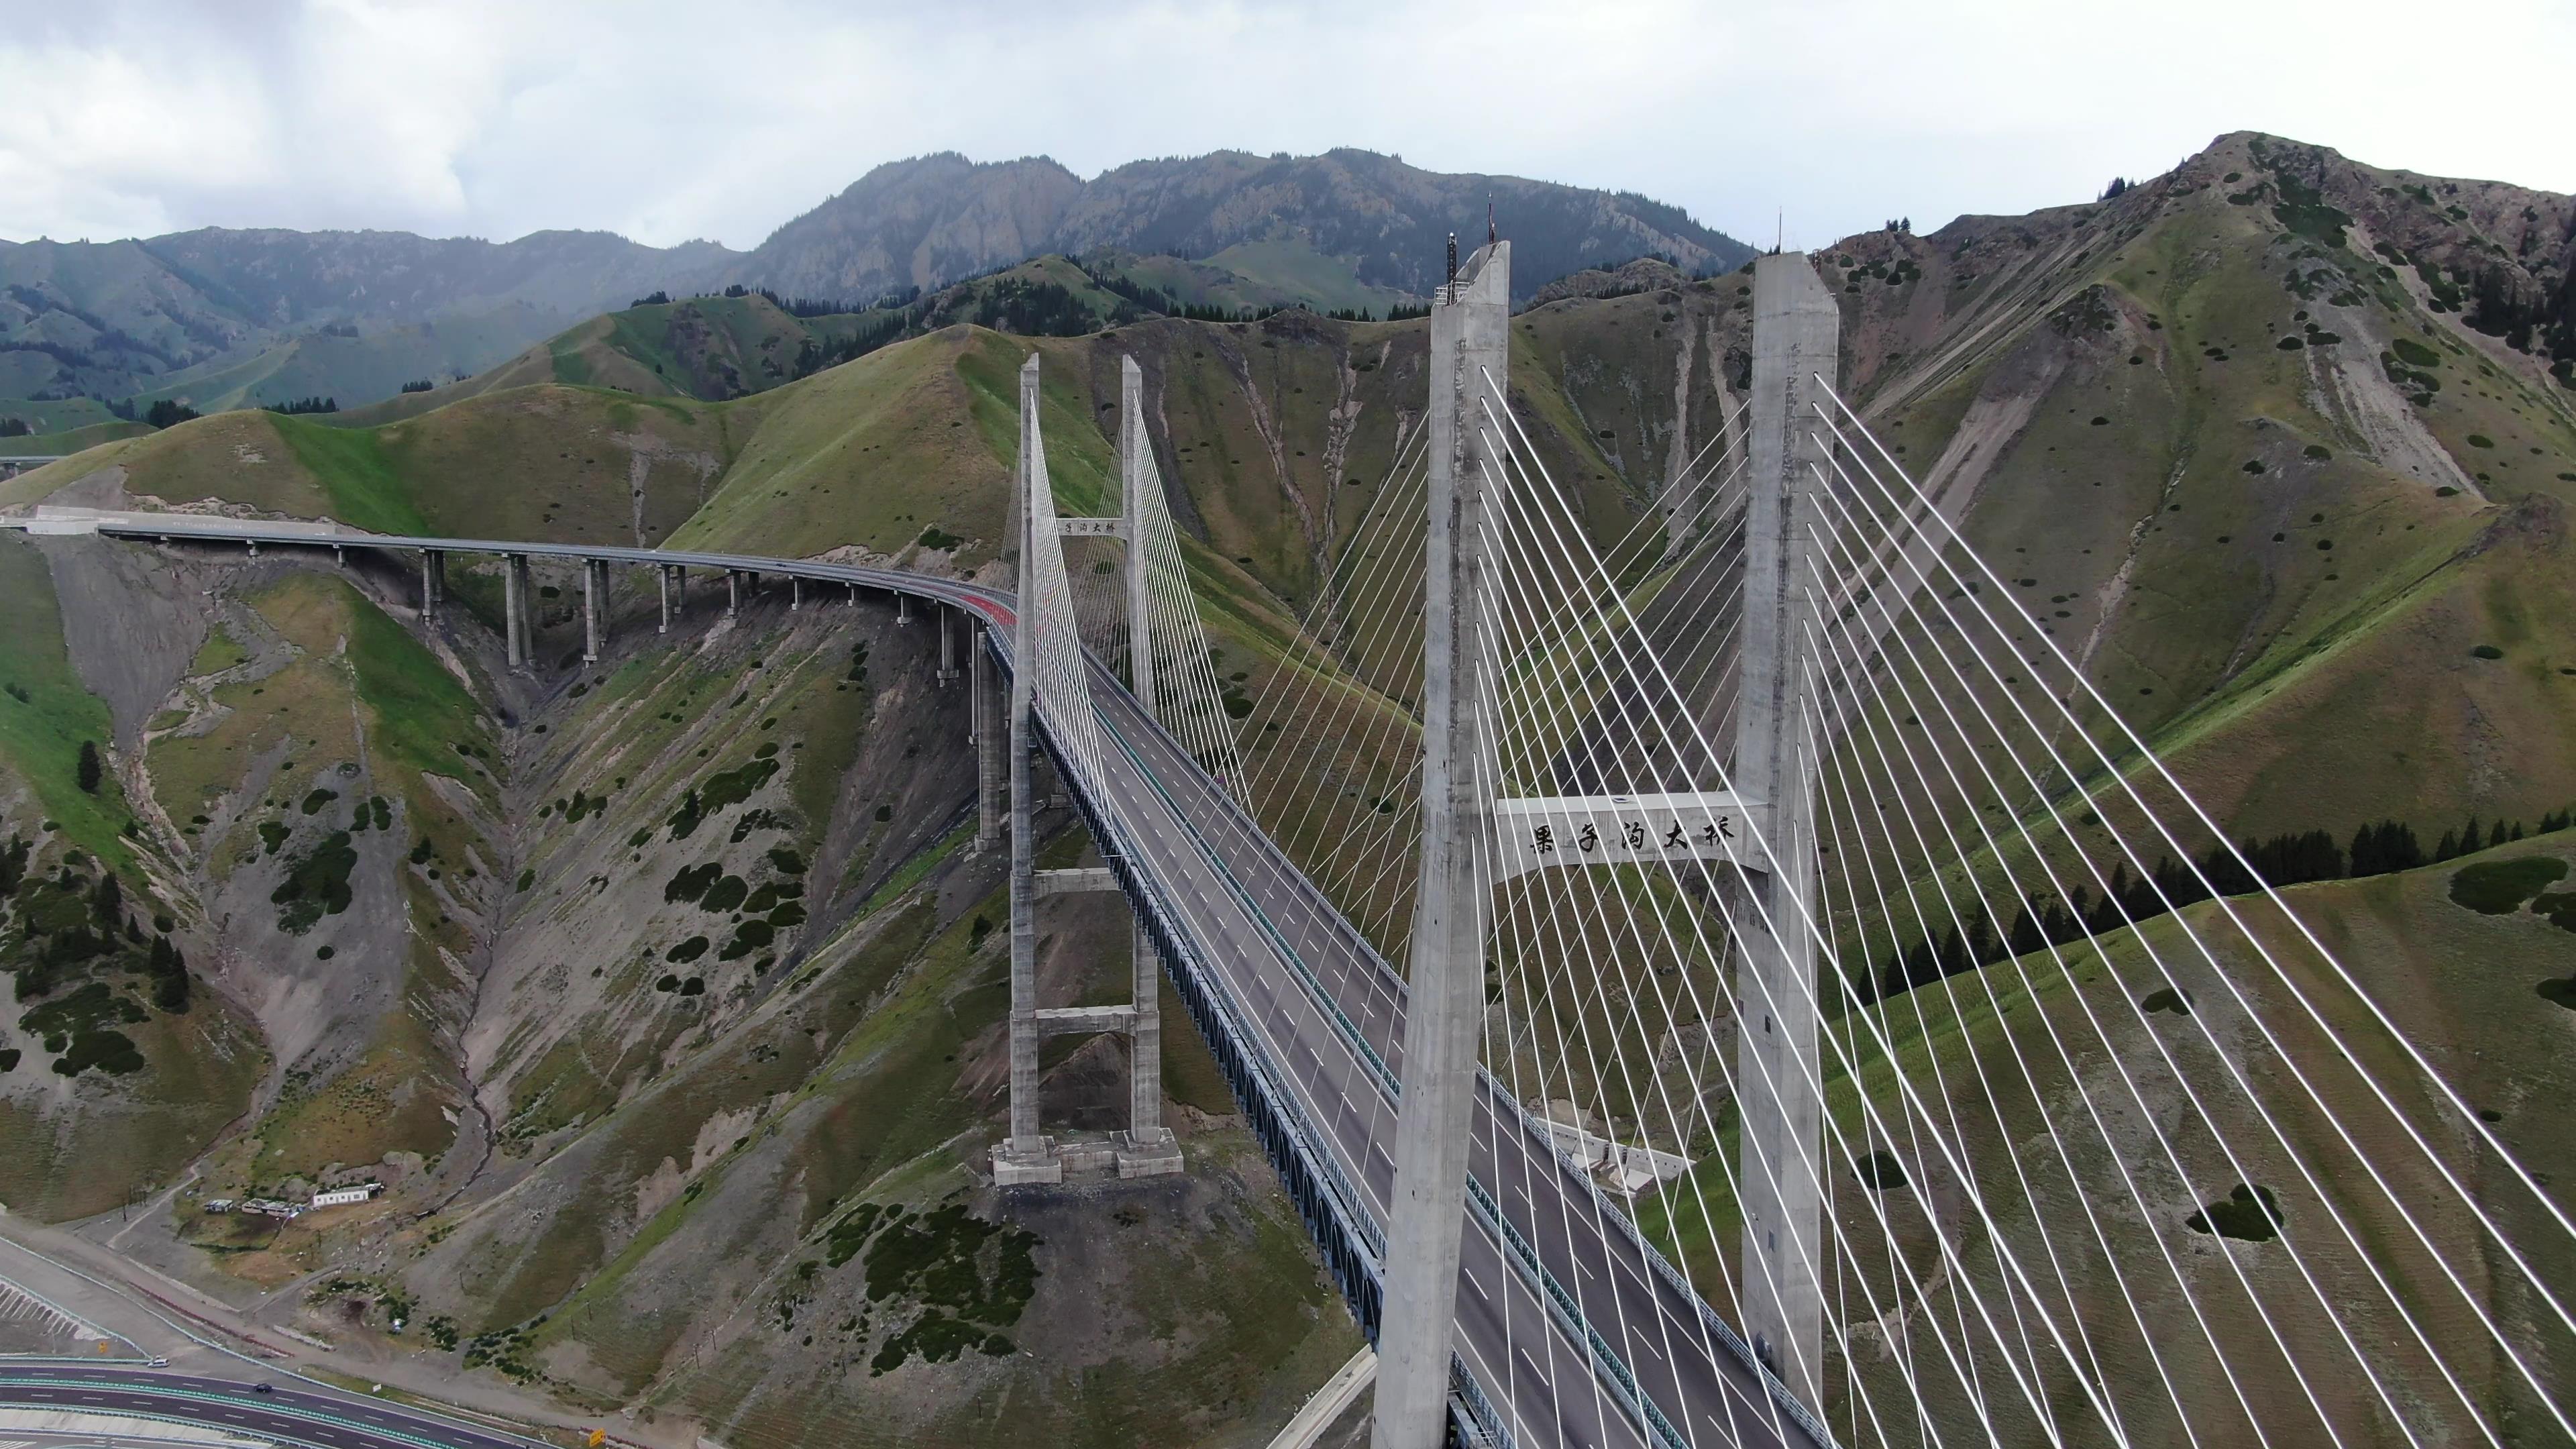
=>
[0,128,2569,1448]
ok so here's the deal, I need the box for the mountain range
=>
[0,148,1752,433]
[0,129,2570,1447]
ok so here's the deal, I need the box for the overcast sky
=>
[4,0,2569,256]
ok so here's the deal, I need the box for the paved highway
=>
[0,1364,543,1449]
[31,515,1826,1449]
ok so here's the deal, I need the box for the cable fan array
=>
[1016,376,1112,806]
[1236,347,2571,1448]
[1127,417,1248,795]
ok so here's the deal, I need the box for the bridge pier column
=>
[790,576,802,610]
[1375,239,1509,1449]
[1731,252,1837,1416]
[582,559,605,663]
[659,565,678,633]
[973,634,1001,852]
[1116,918,1181,1176]
[504,553,531,668]
[421,551,443,623]
[897,592,912,626]
[725,570,741,619]
[936,605,959,686]
[994,353,1061,1187]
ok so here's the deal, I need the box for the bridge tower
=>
[1375,236,1509,1449]
[990,353,1183,1185]
[1732,251,1837,1412]
[1374,246,1837,1444]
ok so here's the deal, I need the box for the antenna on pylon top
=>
[1446,232,1458,291]
[1487,199,1496,246]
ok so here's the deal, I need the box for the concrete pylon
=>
[1114,354,1179,1176]
[996,353,1054,1183]
[658,564,679,633]
[1120,356,1155,712]
[937,605,958,686]
[1732,251,1837,1413]
[504,553,531,668]
[725,570,741,619]
[1373,238,1508,1449]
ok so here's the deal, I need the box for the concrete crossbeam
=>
[1033,1004,1138,1035]
[1035,866,1120,897]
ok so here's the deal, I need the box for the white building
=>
[310,1183,383,1208]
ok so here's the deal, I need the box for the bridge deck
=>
[23,515,1828,1449]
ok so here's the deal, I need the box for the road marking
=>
[1466,1269,1489,1301]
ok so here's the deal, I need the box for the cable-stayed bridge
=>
[15,248,2571,1449]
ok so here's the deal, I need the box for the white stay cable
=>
[1810,401,2575,1442]
[1475,370,2136,1448]
[1800,446,2504,1446]
[1817,378,2576,1281]
[1470,415,2024,1446]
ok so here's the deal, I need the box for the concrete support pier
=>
[725,570,742,619]
[581,559,605,663]
[504,553,531,668]
[991,350,1183,1186]
[1732,252,1837,1415]
[658,564,679,633]
[992,354,1059,1187]
[420,550,445,622]
[790,576,802,610]
[896,592,912,626]
[973,637,1001,852]
[1117,917,1181,1176]
[1374,238,1509,1449]
[937,605,959,686]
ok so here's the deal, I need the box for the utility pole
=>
[1373,236,1508,1449]
[1732,251,1837,1413]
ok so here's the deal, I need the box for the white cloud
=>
[1,0,2567,252]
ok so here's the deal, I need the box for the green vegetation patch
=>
[663,862,721,904]
[0,537,135,869]
[2140,986,2193,1016]
[19,981,148,1076]
[1854,1150,1907,1191]
[2528,892,2576,933]
[2184,1182,2284,1242]
[2390,337,2443,368]
[700,755,781,812]
[836,1202,1040,1374]
[268,415,430,535]
[2447,856,2567,914]
[345,596,494,788]
[272,830,358,933]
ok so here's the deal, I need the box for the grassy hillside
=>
[1,127,2571,1445]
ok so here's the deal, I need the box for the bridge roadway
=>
[0,1363,537,1449]
[53,516,1823,1449]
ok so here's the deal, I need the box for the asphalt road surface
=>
[0,1364,543,1449]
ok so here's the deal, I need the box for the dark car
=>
[250,1384,273,1394]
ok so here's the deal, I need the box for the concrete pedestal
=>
[991,1138,1065,1187]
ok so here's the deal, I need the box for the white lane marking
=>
[1467,1269,1489,1301]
